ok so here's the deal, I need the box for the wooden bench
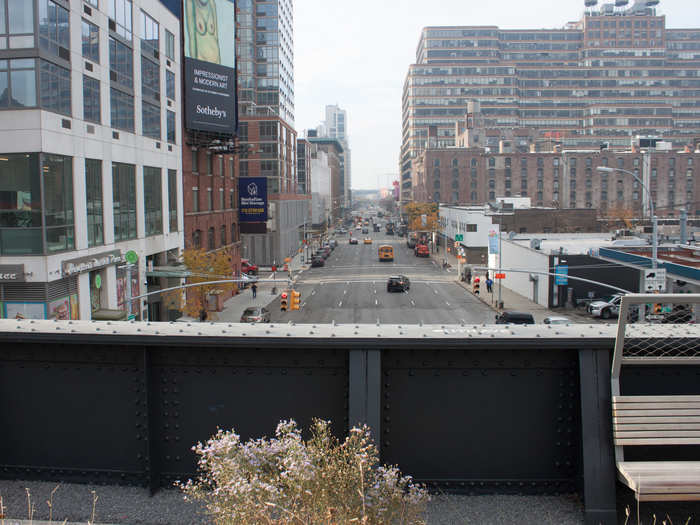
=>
[612,395,700,501]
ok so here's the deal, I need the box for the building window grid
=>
[85,159,103,248]
[112,162,137,242]
[168,169,177,232]
[143,166,162,236]
[192,186,199,212]
[38,0,69,59]
[82,19,100,63]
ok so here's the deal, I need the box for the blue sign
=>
[554,265,569,285]
[239,177,268,222]
[488,231,499,254]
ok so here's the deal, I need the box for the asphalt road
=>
[271,229,495,324]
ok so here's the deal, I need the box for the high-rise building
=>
[237,0,308,266]
[0,0,183,321]
[400,0,700,202]
[322,105,351,213]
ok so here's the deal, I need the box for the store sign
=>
[554,265,569,286]
[0,264,24,282]
[62,250,125,277]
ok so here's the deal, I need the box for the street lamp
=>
[597,166,657,268]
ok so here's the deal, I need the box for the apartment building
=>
[401,0,700,201]
[0,0,182,321]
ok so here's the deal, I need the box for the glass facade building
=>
[0,0,183,321]
[401,3,700,201]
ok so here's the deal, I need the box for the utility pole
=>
[498,226,503,309]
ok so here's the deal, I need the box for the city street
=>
[271,229,494,324]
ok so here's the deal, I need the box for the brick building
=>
[414,146,700,217]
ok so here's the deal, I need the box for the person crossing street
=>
[251,283,257,298]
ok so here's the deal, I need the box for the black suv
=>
[387,275,410,292]
[495,311,535,325]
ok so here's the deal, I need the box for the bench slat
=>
[613,402,700,410]
[621,461,700,472]
[616,437,700,445]
[613,409,700,417]
[614,423,700,431]
[614,416,700,424]
[614,395,700,403]
[638,493,700,502]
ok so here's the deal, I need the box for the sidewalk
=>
[215,250,307,323]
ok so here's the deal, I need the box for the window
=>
[110,88,134,131]
[192,229,201,248]
[164,29,174,60]
[220,225,226,246]
[85,159,103,247]
[40,60,71,116]
[141,57,159,102]
[219,187,224,209]
[617,158,625,169]
[207,187,213,210]
[192,187,199,212]
[0,153,42,255]
[142,101,160,139]
[207,154,213,175]
[112,162,136,241]
[43,154,74,253]
[229,188,234,209]
[239,160,248,177]
[218,155,224,176]
[166,110,176,143]
[466,224,477,232]
[38,0,69,58]
[109,37,133,89]
[207,227,215,250]
[5,0,34,43]
[259,121,277,139]
[0,59,37,108]
[143,166,162,236]
[109,0,133,40]
[82,20,99,63]
[140,10,159,57]
[488,157,495,167]
[167,169,177,232]
[166,69,175,99]
[602,157,609,167]
[86,0,98,6]
[83,75,100,123]
[191,148,199,172]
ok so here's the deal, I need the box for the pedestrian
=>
[465,268,472,284]
[251,282,257,298]
[199,308,208,322]
[486,277,493,293]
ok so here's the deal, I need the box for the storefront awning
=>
[146,266,191,278]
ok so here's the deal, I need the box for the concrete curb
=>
[455,279,500,313]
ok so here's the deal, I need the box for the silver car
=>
[240,306,271,323]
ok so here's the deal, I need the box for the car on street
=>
[311,256,325,267]
[414,244,429,257]
[355,225,362,230]
[362,227,369,234]
[240,306,271,323]
[543,316,571,325]
[495,311,535,325]
[587,294,624,319]
[387,275,410,292]
[364,238,372,244]
[329,239,337,248]
[349,238,359,244]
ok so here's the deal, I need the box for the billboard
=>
[239,177,268,222]
[183,0,237,134]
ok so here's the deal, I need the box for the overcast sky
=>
[293,0,700,190]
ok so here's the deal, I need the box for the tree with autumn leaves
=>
[164,248,238,318]
[404,202,440,232]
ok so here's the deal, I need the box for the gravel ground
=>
[0,480,586,525]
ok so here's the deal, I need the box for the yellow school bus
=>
[378,245,394,261]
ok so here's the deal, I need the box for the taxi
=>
[363,238,372,244]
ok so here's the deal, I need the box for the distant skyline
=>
[294,0,700,190]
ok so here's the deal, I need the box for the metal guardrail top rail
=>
[0,318,620,342]
[612,294,700,395]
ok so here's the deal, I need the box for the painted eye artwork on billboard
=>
[183,0,237,134]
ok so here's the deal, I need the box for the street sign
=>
[495,273,506,279]
[644,268,667,292]
[455,234,463,241]
[127,314,136,321]
[554,265,569,286]
[125,250,138,264]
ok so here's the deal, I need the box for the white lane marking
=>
[433,289,438,294]
[410,299,416,306]
[375,299,378,305]
[311,290,317,296]
[338,301,343,307]
[344,290,347,295]
[374,289,377,294]
[446,301,451,306]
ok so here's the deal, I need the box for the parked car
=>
[587,294,624,319]
[362,227,369,234]
[364,238,373,244]
[495,311,535,325]
[240,306,271,323]
[543,316,571,325]
[241,259,258,275]
[349,238,359,245]
[329,239,337,248]
[387,275,410,292]
[311,256,325,267]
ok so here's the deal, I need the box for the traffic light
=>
[472,277,480,295]
[280,292,288,311]
[654,303,663,314]
[291,290,301,310]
